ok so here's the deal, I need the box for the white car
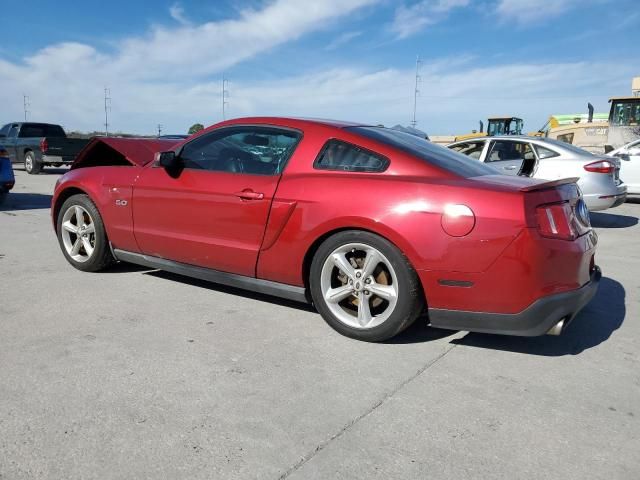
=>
[609,139,640,197]
[448,136,627,211]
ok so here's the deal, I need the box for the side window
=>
[8,125,19,138]
[0,124,10,138]
[179,127,301,175]
[450,141,485,159]
[314,139,389,172]
[534,145,559,159]
[487,141,534,162]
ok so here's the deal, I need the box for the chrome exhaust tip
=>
[547,319,565,336]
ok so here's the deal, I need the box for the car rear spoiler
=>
[519,177,579,192]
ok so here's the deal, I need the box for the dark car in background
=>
[0,122,90,174]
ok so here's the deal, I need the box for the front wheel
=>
[310,231,424,342]
[56,194,115,272]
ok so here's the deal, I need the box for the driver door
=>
[132,125,301,277]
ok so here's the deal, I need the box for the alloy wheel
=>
[320,243,399,329]
[60,205,97,263]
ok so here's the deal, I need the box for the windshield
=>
[347,126,496,178]
[609,100,640,126]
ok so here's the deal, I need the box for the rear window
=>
[19,124,66,138]
[347,126,495,178]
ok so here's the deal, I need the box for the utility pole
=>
[411,56,422,129]
[157,124,163,137]
[104,87,111,136]
[222,76,229,120]
[23,94,30,121]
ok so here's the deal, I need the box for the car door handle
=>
[503,165,518,170]
[235,189,264,200]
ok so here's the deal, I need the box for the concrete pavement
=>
[1,168,638,479]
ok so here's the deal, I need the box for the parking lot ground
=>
[1,168,639,479]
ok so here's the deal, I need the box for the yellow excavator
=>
[455,116,524,142]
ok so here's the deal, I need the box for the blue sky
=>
[1,0,638,135]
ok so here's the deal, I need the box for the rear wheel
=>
[56,194,115,272]
[24,151,42,174]
[310,231,424,342]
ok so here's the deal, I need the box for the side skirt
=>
[113,249,308,304]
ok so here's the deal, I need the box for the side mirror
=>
[157,151,181,169]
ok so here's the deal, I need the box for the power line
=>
[411,56,422,128]
[157,124,163,136]
[23,95,30,121]
[222,76,229,120]
[104,87,111,137]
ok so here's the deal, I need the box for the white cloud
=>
[324,31,363,51]
[169,3,190,25]
[391,0,470,39]
[495,0,588,22]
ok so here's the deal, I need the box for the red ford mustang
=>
[52,117,600,341]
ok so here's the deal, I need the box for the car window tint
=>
[450,141,485,160]
[534,145,559,159]
[346,126,495,178]
[180,127,301,175]
[18,124,66,138]
[0,124,10,137]
[8,125,19,138]
[487,141,534,162]
[314,139,389,172]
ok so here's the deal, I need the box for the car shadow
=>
[14,166,69,175]
[449,276,625,356]
[385,317,457,344]
[0,192,52,211]
[143,270,317,312]
[590,211,638,228]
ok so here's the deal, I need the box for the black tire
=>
[24,151,42,175]
[309,230,424,342]
[56,194,115,272]
[0,190,6,205]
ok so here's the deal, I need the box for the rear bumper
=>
[583,184,627,211]
[428,266,601,336]
[42,154,75,164]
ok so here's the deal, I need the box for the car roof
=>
[220,116,372,129]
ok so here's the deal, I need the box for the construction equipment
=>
[455,116,523,142]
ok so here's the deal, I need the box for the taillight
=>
[584,160,614,174]
[40,138,48,153]
[535,202,575,240]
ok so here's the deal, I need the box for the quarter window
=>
[314,140,389,172]
[533,145,559,159]
[179,127,301,175]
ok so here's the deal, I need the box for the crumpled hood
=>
[72,137,181,168]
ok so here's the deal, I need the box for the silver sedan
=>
[447,136,627,211]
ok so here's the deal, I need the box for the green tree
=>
[188,123,204,135]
